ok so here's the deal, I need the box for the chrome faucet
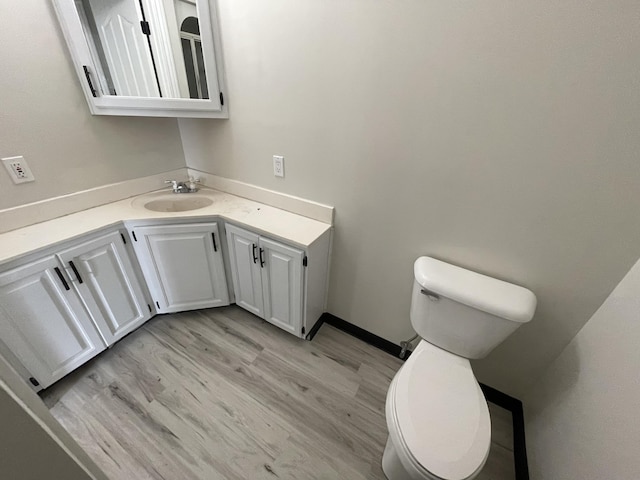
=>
[165,180,189,194]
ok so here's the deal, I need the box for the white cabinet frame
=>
[52,0,228,118]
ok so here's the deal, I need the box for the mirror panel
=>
[74,0,210,99]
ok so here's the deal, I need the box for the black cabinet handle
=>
[259,248,265,268]
[252,243,258,264]
[54,267,70,291]
[69,261,83,284]
[83,65,97,97]
[211,232,218,252]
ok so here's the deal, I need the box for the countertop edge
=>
[0,188,333,266]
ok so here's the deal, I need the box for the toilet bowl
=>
[382,257,536,480]
[382,340,491,480]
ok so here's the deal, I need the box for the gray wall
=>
[0,2,184,210]
[180,0,640,396]
[524,258,640,479]
[0,351,107,480]
[0,387,91,480]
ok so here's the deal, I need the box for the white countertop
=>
[0,188,332,265]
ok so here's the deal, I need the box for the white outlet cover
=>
[1,156,35,184]
[273,155,284,178]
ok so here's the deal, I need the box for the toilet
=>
[382,257,536,480]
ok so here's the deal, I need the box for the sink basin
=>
[143,197,214,212]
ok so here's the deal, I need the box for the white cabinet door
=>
[86,0,160,97]
[0,256,106,388]
[259,237,304,336]
[132,223,229,313]
[57,231,152,345]
[225,224,264,317]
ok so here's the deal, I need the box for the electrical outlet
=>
[2,156,35,184]
[273,155,284,178]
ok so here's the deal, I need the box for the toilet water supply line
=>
[399,334,419,359]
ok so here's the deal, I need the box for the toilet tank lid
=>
[414,257,537,323]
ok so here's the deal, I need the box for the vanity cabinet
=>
[0,256,107,389]
[130,222,230,313]
[0,229,152,389]
[226,224,304,336]
[56,231,152,345]
[0,197,331,389]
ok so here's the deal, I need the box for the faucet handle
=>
[188,176,200,193]
[164,180,180,193]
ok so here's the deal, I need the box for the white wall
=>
[179,0,640,396]
[0,2,184,211]
[524,257,640,479]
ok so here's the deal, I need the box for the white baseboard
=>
[0,168,188,234]
[188,169,334,224]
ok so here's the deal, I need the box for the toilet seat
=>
[387,340,491,480]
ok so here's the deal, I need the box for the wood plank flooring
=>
[41,306,516,480]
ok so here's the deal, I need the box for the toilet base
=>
[382,436,404,479]
[382,435,428,480]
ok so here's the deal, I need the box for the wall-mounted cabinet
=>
[53,0,228,118]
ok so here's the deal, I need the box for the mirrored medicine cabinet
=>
[53,0,227,118]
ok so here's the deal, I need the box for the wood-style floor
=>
[41,306,516,480]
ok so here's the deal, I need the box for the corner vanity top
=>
[0,188,332,265]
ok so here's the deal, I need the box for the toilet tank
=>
[410,257,537,359]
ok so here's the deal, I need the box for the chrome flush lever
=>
[420,288,440,301]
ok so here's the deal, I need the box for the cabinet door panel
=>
[259,238,304,335]
[57,231,151,345]
[87,0,159,97]
[133,223,229,313]
[0,256,106,388]
[225,225,263,317]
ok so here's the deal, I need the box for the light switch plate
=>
[273,155,284,178]
[2,156,35,184]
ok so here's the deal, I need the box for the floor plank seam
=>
[41,306,518,480]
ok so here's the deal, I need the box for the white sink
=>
[142,197,213,212]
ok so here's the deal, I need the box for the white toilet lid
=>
[393,341,491,480]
